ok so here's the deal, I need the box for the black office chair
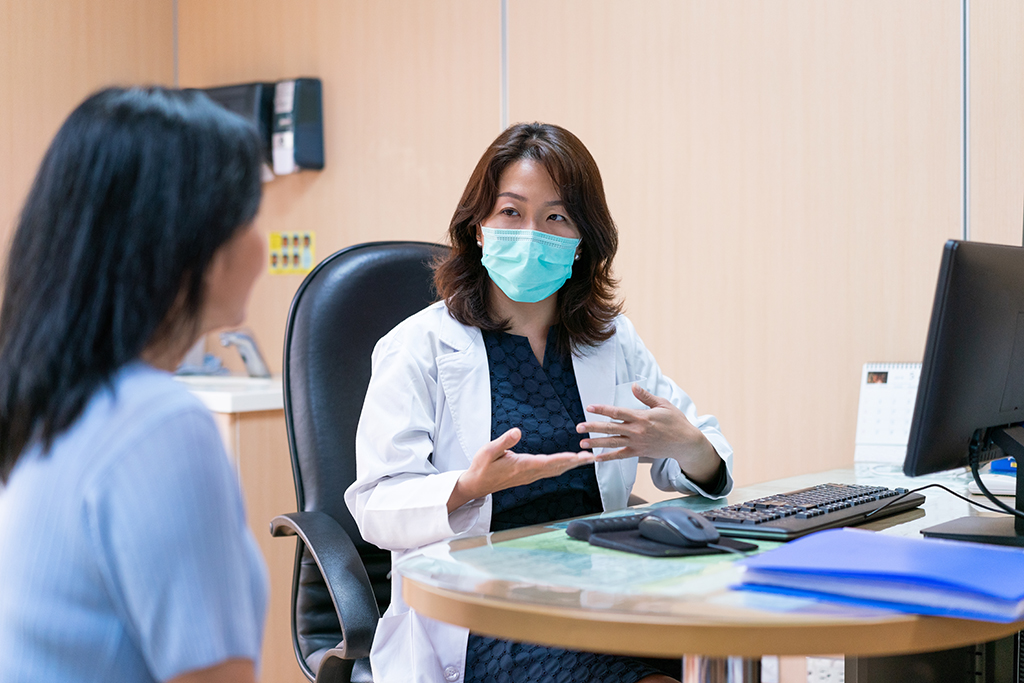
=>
[271,241,448,683]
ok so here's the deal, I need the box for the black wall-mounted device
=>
[200,78,324,180]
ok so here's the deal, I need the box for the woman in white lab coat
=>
[345,123,734,683]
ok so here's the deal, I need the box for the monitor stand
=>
[922,426,1024,547]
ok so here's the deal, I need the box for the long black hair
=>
[0,87,263,481]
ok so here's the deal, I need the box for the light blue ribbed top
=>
[0,362,268,682]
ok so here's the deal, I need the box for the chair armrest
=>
[271,511,380,660]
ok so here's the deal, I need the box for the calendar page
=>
[854,363,921,464]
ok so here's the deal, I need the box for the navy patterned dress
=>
[464,327,664,683]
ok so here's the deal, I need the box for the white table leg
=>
[683,656,761,682]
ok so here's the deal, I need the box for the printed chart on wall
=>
[854,363,920,464]
[268,231,315,275]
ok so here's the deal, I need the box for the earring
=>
[574,253,580,261]
[476,240,483,248]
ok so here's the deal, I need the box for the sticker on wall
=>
[269,231,315,275]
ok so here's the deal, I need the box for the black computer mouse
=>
[638,507,720,547]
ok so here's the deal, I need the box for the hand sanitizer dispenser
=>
[272,78,324,175]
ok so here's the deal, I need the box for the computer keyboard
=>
[703,483,926,541]
[566,483,926,543]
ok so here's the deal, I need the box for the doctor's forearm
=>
[673,434,722,490]
[446,474,477,514]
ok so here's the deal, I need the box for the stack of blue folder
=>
[738,528,1024,623]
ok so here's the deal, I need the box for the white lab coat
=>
[344,301,733,683]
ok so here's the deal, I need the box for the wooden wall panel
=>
[970,0,1024,247]
[508,0,962,490]
[0,0,173,268]
[230,411,300,683]
[178,0,502,375]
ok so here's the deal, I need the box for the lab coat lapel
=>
[573,338,615,426]
[573,336,631,511]
[435,313,491,466]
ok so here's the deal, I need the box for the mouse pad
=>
[587,530,758,557]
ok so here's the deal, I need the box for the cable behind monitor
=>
[968,429,1024,526]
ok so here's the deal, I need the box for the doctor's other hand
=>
[447,428,596,514]
[576,383,721,488]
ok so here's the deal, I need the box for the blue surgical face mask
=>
[480,226,581,303]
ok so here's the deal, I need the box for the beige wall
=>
[177,0,503,378]
[970,0,1024,247]
[507,0,964,494]
[0,0,174,250]
[174,1,972,492]
[2,1,1022,489]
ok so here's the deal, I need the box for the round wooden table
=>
[398,469,1024,681]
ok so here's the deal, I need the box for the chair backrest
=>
[282,241,448,662]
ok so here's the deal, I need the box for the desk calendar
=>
[854,362,921,464]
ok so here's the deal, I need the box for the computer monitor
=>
[904,239,1024,546]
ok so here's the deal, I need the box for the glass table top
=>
[398,466,985,624]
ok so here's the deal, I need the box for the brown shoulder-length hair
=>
[433,122,622,355]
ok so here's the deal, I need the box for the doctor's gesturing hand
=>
[447,428,597,514]
[576,383,722,489]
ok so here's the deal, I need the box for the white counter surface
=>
[174,375,284,414]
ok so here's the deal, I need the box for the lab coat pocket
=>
[613,375,648,412]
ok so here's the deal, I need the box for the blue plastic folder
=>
[737,528,1024,622]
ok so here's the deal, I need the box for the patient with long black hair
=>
[0,87,268,683]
